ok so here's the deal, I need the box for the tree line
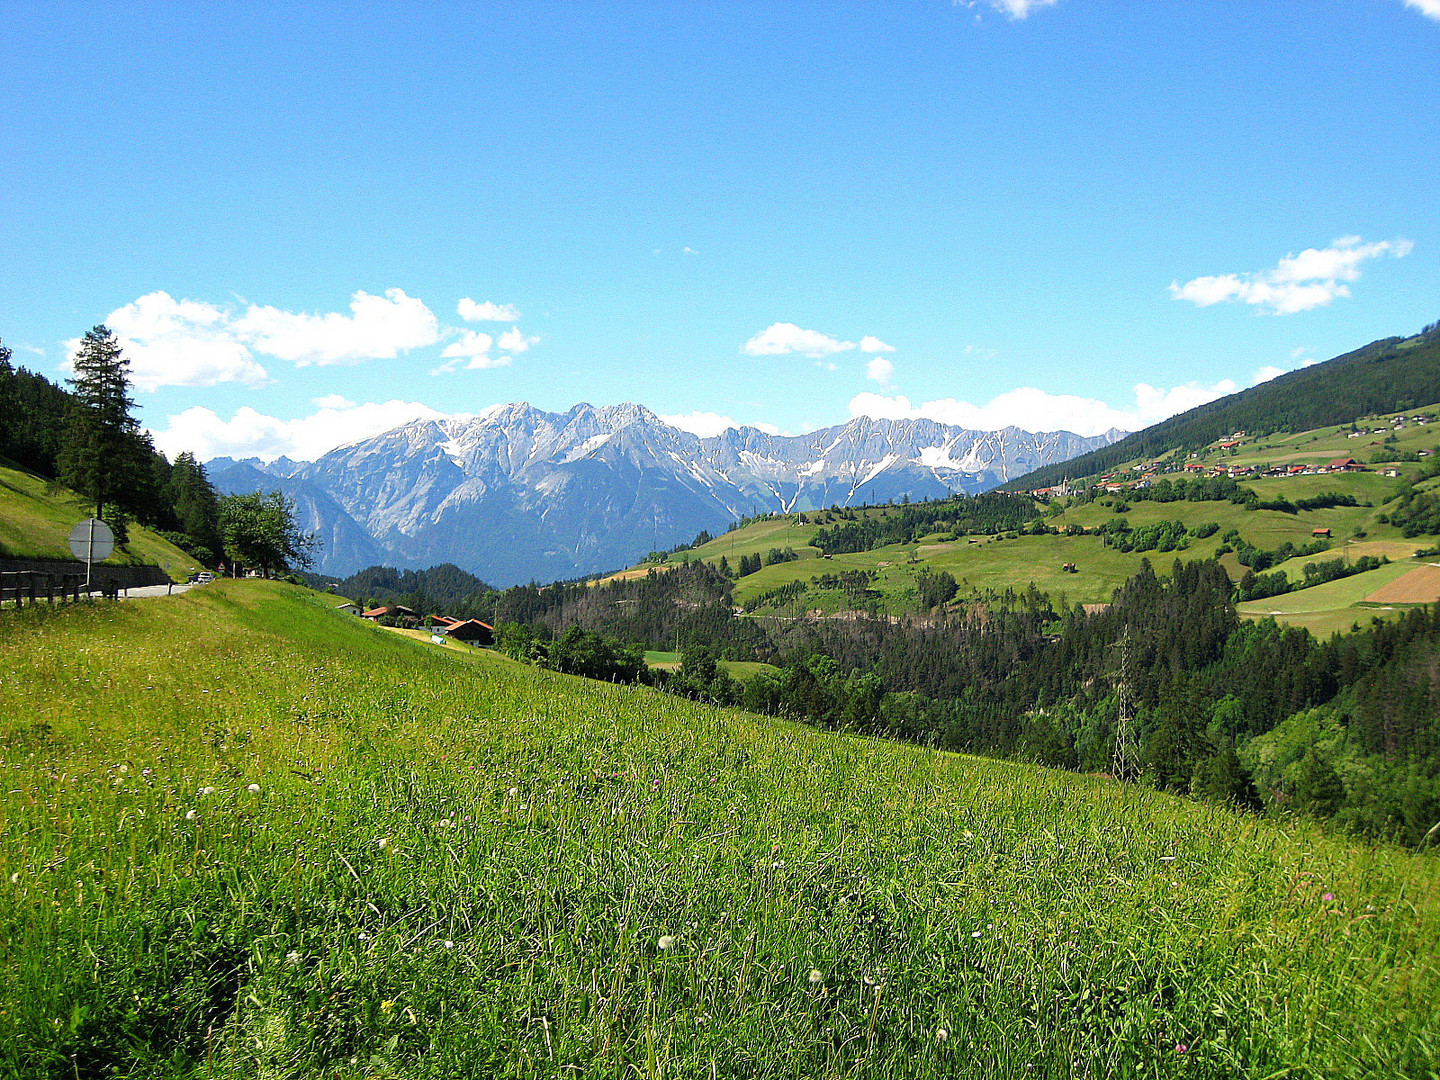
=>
[0,328,316,577]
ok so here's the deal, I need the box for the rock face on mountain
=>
[209,402,1122,584]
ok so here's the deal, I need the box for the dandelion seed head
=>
[935,1028,949,1043]
[658,935,676,951]
[246,783,261,794]
[199,786,216,796]
[808,969,823,984]
[185,809,197,820]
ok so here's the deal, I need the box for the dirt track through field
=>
[1364,563,1440,604]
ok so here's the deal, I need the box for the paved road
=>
[106,582,195,599]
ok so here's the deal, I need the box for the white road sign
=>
[68,518,115,563]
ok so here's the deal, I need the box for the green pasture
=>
[689,515,821,563]
[0,463,198,579]
[1236,559,1420,636]
[3,582,1440,1077]
[1090,402,1440,480]
[719,659,781,681]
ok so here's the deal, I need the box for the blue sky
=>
[2,0,1437,460]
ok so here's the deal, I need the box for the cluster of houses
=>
[1347,414,1430,437]
[1034,417,1439,498]
[336,602,496,647]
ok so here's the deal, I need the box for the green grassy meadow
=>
[0,463,199,580]
[4,582,1440,1078]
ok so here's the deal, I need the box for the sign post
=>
[67,518,115,596]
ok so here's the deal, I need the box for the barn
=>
[444,619,495,647]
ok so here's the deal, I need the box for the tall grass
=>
[2,581,1438,1078]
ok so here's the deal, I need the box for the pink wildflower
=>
[1322,892,1334,902]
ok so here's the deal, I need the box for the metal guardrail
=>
[0,570,90,606]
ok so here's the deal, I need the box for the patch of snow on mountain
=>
[563,433,612,463]
[440,439,467,468]
[915,445,962,470]
[859,453,899,486]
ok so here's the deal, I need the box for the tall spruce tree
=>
[57,325,148,530]
[165,451,223,561]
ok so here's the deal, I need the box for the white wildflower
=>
[935,1028,949,1043]
[246,783,261,794]
[185,809,197,820]
[808,969,823,984]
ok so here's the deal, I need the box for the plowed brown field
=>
[1364,563,1440,604]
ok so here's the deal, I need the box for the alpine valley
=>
[207,403,1123,583]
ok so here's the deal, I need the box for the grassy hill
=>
[3,580,1438,1077]
[0,461,200,581]
[1005,321,1440,492]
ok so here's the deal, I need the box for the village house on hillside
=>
[361,604,418,622]
[442,619,494,646]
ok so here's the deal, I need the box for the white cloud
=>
[658,411,782,438]
[313,393,356,409]
[866,356,895,385]
[87,286,527,388]
[440,331,494,359]
[956,0,1060,18]
[1252,365,1286,385]
[149,398,452,463]
[743,323,858,358]
[92,291,270,391]
[457,298,521,322]
[497,327,539,353]
[859,335,896,354]
[1171,236,1414,315]
[235,288,439,365]
[848,377,1247,438]
[1405,0,1440,19]
[432,329,516,374]
[990,0,1059,17]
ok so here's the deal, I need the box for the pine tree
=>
[165,451,223,559]
[57,326,148,530]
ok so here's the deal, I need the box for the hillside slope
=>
[1006,322,1440,491]
[0,462,199,580]
[3,581,1438,1076]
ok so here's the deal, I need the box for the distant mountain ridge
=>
[1005,322,1440,492]
[209,403,1123,584]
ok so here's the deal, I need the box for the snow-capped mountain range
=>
[208,402,1124,585]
